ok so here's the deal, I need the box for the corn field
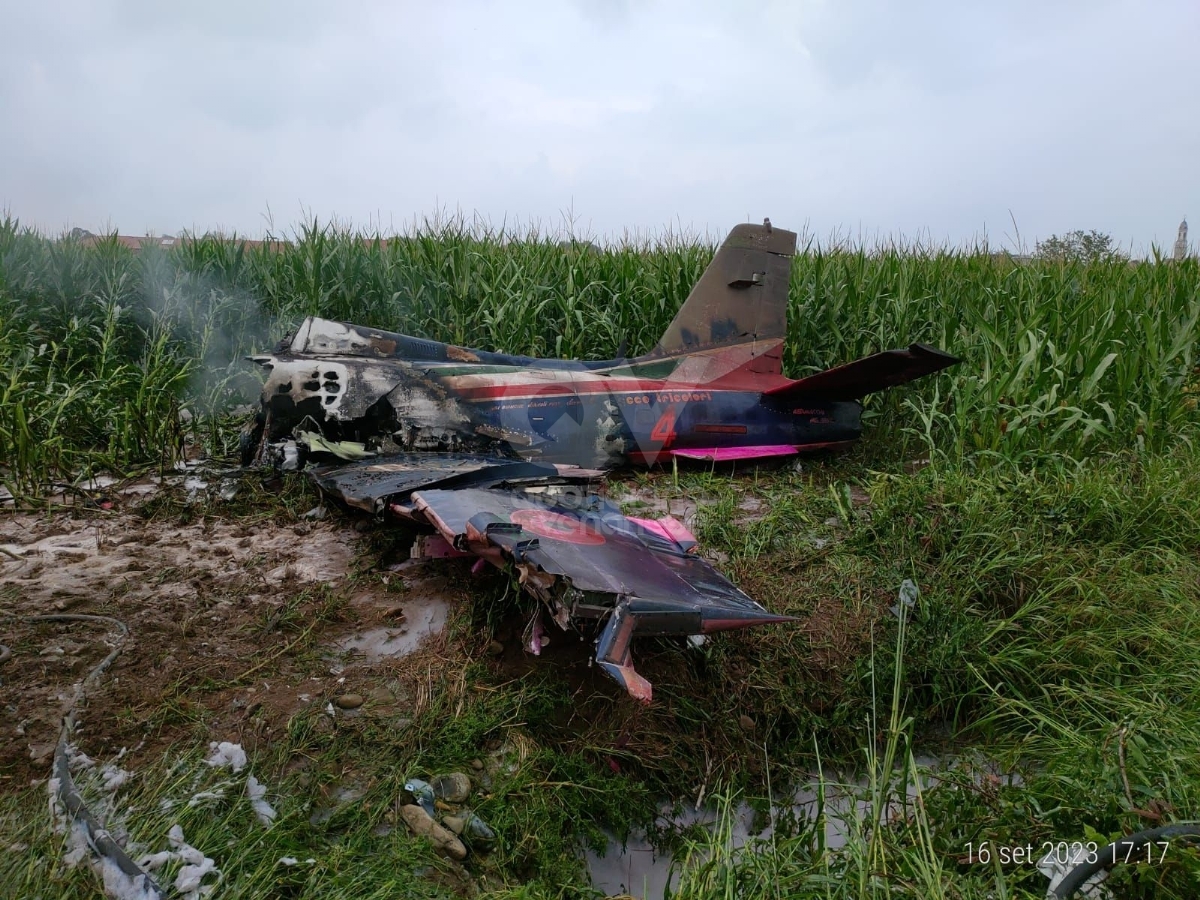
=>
[1,215,1198,492]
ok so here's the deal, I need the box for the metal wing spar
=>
[309,453,795,702]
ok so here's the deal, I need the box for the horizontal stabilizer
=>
[767,344,959,402]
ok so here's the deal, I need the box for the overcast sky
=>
[2,0,1196,253]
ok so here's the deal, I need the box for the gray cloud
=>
[1,0,1196,252]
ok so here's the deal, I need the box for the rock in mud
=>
[485,640,504,657]
[431,772,472,803]
[399,805,467,860]
[335,693,364,710]
[738,714,756,733]
[463,812,496,848]
[443,811,495,848]
[470,758,484,772]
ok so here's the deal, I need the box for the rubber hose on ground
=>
[1053,822,1200,898]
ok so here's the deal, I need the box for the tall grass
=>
[4,210,1200,895]
[2,214,1198,492]
[667,480,1200,899]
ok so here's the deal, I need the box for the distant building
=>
[68,228,182,250]
[66,228,290,252]
[1174,218,1189,261]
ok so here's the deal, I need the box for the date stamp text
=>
[964,840,1172,867]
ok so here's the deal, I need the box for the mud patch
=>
[333,595,452,661]
[0,505,367,784]
[615,483,712,531]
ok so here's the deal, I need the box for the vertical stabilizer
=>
[647,220,796,369]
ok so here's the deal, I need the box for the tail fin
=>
[642,220,796,380]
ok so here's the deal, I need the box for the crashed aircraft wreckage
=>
[244,220,958,702]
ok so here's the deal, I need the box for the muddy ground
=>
[0,464,877,814]
[0,479,491,789]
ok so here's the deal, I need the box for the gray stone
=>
[431,772,472,803]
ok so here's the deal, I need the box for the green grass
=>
[0,681,655,898]
[6,448,1200,897]
[653,451,1200,898]
[3,214,1200,898]
[2,215,1198,491]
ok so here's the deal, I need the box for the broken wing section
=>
[403,486,795,703]
[307,453,795,702]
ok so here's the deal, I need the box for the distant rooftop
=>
[67,228,291,252]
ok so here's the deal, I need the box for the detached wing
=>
[308,453,794,702]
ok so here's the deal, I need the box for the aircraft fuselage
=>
[255,348,863,468]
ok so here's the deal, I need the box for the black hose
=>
[1,613,164,899]
[1053,822,1200,898]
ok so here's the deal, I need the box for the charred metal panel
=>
[289,318,412,358]
[288,315,620,371]
[308,454,598,513]
[255,353,482,451]
[310,454,517,512]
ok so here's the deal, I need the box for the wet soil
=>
[0,496,472,788]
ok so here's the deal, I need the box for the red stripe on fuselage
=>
[456,379,678,400]
[452,376,797,400]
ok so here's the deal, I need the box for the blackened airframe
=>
[245,220,957,701]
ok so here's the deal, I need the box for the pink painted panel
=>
[627,515,697,548]
[671,444,800,462]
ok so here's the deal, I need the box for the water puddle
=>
[334,596,452,661]
[587,792,842,898]
[587,756,1019,898]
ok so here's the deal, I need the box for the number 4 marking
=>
[651,408,677,445]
